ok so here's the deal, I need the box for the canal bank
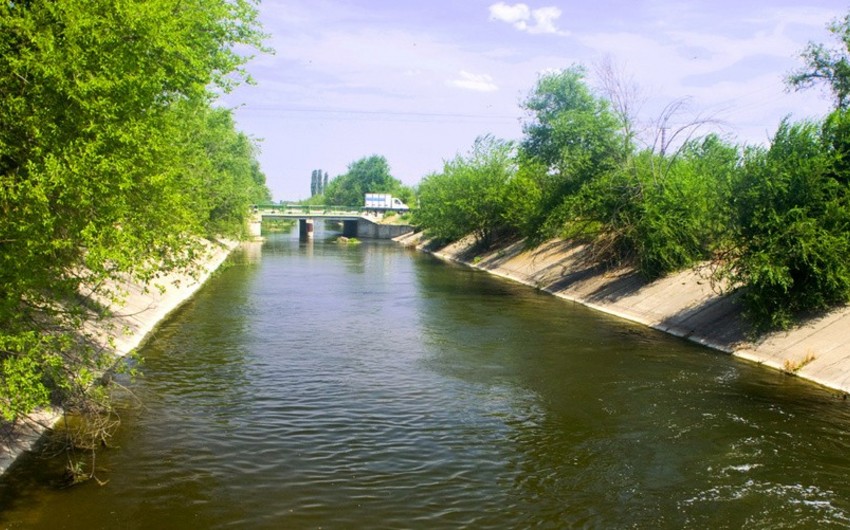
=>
[0,238,239,476]
[398,231,850,396]
[5,230,850,527]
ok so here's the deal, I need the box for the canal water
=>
[2,228,850,528]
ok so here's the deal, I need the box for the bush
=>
[565,135,739,278]
[415,136,515,245]
[726,114,850,329]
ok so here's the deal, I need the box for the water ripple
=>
[4,236,850,529]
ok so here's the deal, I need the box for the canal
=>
[2,228,850,528]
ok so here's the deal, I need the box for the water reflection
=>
[1,231,850,528]
[241,239,263,264]
[411,253,850,527]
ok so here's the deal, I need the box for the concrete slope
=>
[0,239,238,475]
[394,231,850,396]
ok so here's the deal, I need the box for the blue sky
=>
[222,0,847,201]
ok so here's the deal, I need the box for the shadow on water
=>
[2,231,850,528]
[411,253,850,527]
[0,242,264,528]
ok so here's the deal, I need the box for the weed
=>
[783,351,817,374]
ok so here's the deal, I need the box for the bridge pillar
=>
[299,218,314,240]
[247,213,262,239]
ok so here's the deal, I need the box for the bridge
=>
[248,204,414,240]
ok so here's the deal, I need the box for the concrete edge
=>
[0,238,240,476]
[411,233,850,397]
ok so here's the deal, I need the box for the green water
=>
[2,229,850,528]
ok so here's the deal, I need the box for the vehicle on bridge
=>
[364,193,409,212]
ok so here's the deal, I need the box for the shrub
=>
[726,114,850,329]
[415,136,515,246]
[565,135,739,278]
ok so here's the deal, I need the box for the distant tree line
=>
[303,155,415,209]
[415,12,850,332]
[0,0,270,479]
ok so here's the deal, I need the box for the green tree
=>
[725,115,850,330]
[521,66,623,183]
[416,136,515,246]
[177,103,271,235]
[512,66,624,241]
[787,13,850,109]
[324,155,411,207]
[0,0,268,478]
[566,135,738,278]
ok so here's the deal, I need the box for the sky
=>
[220,0,848,201]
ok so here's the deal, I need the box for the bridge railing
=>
[253,203,363,215]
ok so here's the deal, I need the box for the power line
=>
[233,104,521,122]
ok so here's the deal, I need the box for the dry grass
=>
[783,351,817,374]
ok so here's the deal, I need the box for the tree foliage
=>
[566,134,739,278]
[521,66,622,173]
[787,13,850,109]
[725,115,850,329]
[0,0,269,472]
[323,155,413,207]
[413,9,850,332]
[512,66,624,242]
[416,136,515,245]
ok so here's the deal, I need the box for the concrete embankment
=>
[0,238,239,475]
[396,231,850,396]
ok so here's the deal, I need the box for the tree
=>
[0,0,268,481]
[323,155,410,207]
[511,66,624,241]
[309,169,325,197]
[787,13,850,109]
[521,66,623,182]
[566,134,739,278]
[416,136,515,245]
[180,103,271,235]
[593,56,645,157]
[724,114,850,330]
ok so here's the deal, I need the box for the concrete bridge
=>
[248,204,414,240]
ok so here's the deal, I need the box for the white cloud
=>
[489,2,530,25]
[528,6,562,35]
[567,11,837,148]
[448,71,499,92]
[489,2,567,35]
